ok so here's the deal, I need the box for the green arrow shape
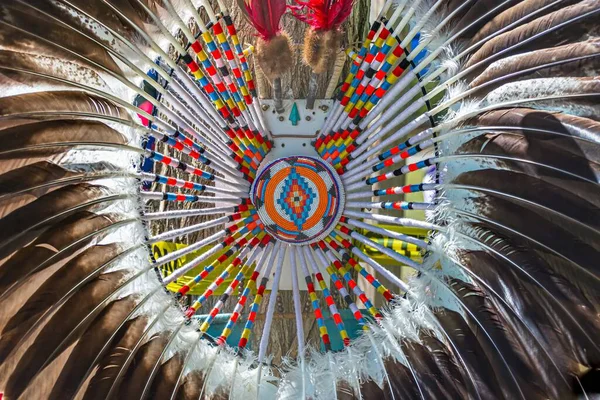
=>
[289,102,300,126]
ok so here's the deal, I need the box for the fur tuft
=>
[256,32,294,80]
[302,28,342,74]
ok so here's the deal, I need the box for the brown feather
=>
[335,379,356,399]
[116,331,171,399]
[0,120,127,173]
[4,271,127,399]
[454,178,600,279]
[433,308,506,399]
[469,108,600,143]
[60,0,155,39]
[48,296,138,399]
[81,315,150,400]
[452,169,600,232]
[383,357,423,399]
[358,357,423,399]
[448,278,549,399]
[450,169,600,311]
[174,370,205,400]
[399,340,455,399]
[454,247,592,398]
[459,247,600,371]
[0,1,123,76]
[456,131,600,207]
[0,210,119,298]
[148,353,186,399]
[0,91,131,128]
[450,0,521,40]
[0,243,124,362]
[417,332,467,398]
[469,0,581,45]
[470,39,600,89]
[0,46,110,96]
[0,161,76,218]
[466,1,600,68]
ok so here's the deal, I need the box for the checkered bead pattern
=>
[251,156,344,244]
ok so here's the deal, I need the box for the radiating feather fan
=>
[0,0,599,399]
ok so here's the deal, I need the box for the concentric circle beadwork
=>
[251,156,345,244]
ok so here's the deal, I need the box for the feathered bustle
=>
[0,0,599,398]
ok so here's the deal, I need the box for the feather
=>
[470,39,600,91]
[0,243,124,363]
[482,77,600,113]
[447,278,548,399]
[468,196,599,287]
[458,190,600,291]
[237,0,287,40]
[53,0,155,43]
[451,241,595,398]
[459,248,600,371]
[0,1,124,76]
[466,1,600,68]
[419,332,468,396]
[3,270,127,399]
[0,0,597,398]
[0,120,128,173]
[117,331,171,399]
[335,379,355,399]
[0,210,120,298]
[399,338,463,399]
[174,370,205,400]
[432,308,505,399]
[289,0,354,31]
[0,91,131,126]
[0,162,123,220]
[451,210,600,368]
[450,0,521,39]
[362,357,423,399]
[148,353,186,399]
[469,107,600,143]
[48,295,138,399]
[139,323,187,399]
[469,0,581,45]
[0,46,116,98]
[455,131,600,206]
[81,315,149,400]
[451,168,600,232]
[0,161,77,217]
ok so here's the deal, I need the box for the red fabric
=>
[289,0,353,31]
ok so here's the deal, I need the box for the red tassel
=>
[289,0,354,31]
[238,0,287,40]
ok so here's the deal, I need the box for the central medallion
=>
[251,156,345,244]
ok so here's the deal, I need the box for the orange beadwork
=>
[251,156,344,244]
